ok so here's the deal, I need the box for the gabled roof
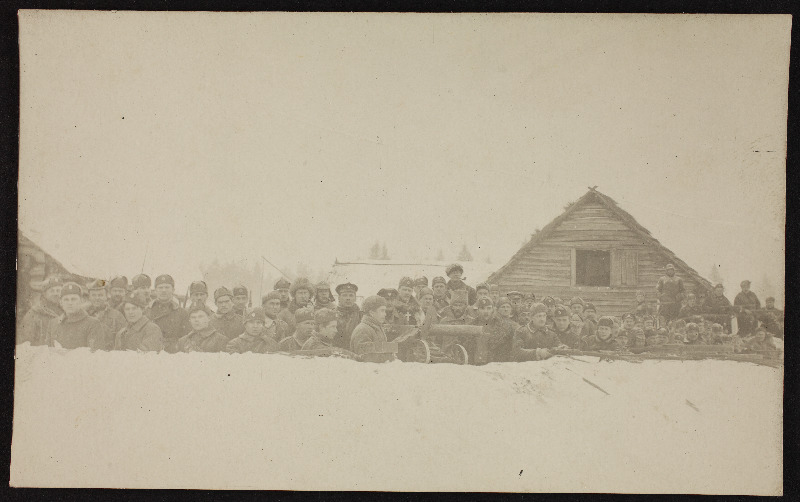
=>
[488,187,713,291]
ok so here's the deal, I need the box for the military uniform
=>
[553,324,581,349]
[511,324,559,361]
[703,286,733,332]
[144,299,191,353]
[226,331,279,354]
[87,304,127,350]
[49,310,110,350]
[18,299,63,346]
[580,334,619,351]
[350,314,388,356]
[175,327,229,353]
[210,310,245,341]
[470,313,515,364]
[734,283,761,337]
[115,315,163,352]
[278,334,305,351]
[334,283,362,351]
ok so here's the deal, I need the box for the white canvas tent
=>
[326,259,496,303]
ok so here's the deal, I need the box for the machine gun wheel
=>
[408,339,432,364]
[448,344,469,365]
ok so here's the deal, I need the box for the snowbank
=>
[11,344,782,493]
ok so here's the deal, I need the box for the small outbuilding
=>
[488,188,713,317]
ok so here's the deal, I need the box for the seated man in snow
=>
[48,282,110,350]
[226,308,279,354]
[580,316,618,351]
[175,306,229,353]
[511,303,558,362]
[278,307,316,351]
[350,296,390,357]
[115,290,163,352]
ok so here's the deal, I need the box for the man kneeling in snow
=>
[226,308,279,354]
[511,303,559,361]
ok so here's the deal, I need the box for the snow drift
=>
[11,344,782,493]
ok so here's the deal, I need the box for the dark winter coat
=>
[144,299,191,353]
[87,304,127,350]
[553,324,581,348]
[18,300,63,346]
[277,308,297,334]
[175,327,229,353]
[115,316,163,352]
[48,310,110,350]
[226,331,280,354]
[470,315,515,364]
[580,334,619,351]
[210,310,244,340]
[278,333,306,351]
[734,291,761,310]
[350,315,387,355]
[335,304,362,350]
[511,324,560,361]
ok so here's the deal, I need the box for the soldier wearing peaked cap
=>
[86,279,126,350]
[226,308,279,354]
[144,274,191,353]
[176,305,229,353]
[107,276,128,310]
[261,291,291,341]
[334,283,362,350]
[232,285,249,317]
[314,281,336,311]
[48,282,110,350]
[115,290,163,352]
[210,287,244,340]
[505,291,525,325]
[393,277,423,326]
[18,276,64,346]
[445,264,477,306]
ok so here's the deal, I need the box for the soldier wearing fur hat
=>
[176,306,229,353]
[470,298,516,364]
[186,281,210,312]
[334,282,362,350]
[302,308,357,357]
[393,277,423,326]
[413,276,429,299]
[657,264,685,322]
[86,279,127,350]
[431,277,450,313]
[702,283,733,332]
[131,274,152,295]
[115,290,163,352]
[226,307,279,354]
[313,281,336,311]
[274,278,292,308]
[144,274,191,353]
[231,285,250,317]
[350,296,389,357]
[107,276,128,310]
[18,276,64,346]
[511,303,559,361]
[278,307,316,351]
[445,263,477,305]
[261,291,291,341]
[580,316,618,351]
[47,282,110,350]
[210,287,244,340]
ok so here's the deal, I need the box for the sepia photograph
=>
[11,11,788,493]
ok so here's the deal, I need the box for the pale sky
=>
[18,12,789,303]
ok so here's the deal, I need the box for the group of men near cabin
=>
[17,262,783,364]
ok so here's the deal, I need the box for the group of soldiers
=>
[17,262,783,364]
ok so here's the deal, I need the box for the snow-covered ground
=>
[11,344,782,493]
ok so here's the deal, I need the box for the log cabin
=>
[488,187,714,317]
